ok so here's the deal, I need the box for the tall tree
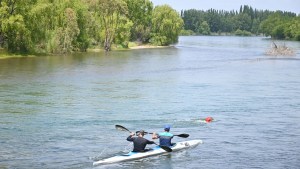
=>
[286,18,300,40]
[90,0,129,51]
[28,0,89,53]
[59,8,80,53]
[260,12,300,40]
[198,21,210,35]
[260,12,287,37]
[150,5,183,46]
[125,0,153,43]
[234,13,252,31]
[0,0,34,52]
[206,9,221,32]
[182,9,205,33]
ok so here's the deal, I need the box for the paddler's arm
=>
[126,132,135,141]
[147,139,155,144]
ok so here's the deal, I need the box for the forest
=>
[181,5,300,40]
[0,1,299,55]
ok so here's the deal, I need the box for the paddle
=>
[174,133,189,138]
[153,144,172,152]
[135,131,189,138]
[115,125,172,152]
[115,124,131,133]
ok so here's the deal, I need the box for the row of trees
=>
[181,5,300,40]
[1,2,299,54]
[260,13,300,40]
[0,0,183,54]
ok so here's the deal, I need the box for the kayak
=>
[93,140,202,166]
[93,139,203,166]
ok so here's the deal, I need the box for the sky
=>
[150,0,300,14]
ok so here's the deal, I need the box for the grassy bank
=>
[0,48,12,59]
[0,49,32,59]
[0,42,167,59]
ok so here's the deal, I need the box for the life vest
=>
[158,132,174,147]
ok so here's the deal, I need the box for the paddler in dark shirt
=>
[127,130,155,152]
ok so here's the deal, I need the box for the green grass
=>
[0,48,36,59]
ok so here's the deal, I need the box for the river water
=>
[0,36,300,169]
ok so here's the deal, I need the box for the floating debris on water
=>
[265,42,295,56]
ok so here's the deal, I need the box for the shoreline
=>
[129,45,169,50]
[0,45,168,59]
[87,45,168,52]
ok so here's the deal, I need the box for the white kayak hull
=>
[93,139,203,166]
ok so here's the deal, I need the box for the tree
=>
[60,8,80,52]
[182,9,205,33]
[234,13,252,31]
[260,13,283,37]
[272,24,285,39]
[71,0,91,51]
[198,21,210,35]
[113,15,133,48]
[0,0,34,53]
[284,18,300,40]
[251,18,260,35]
[28,0,89,53]
[260,12,293,39]
[150,5,183,46]
[125,0,153,43]
[27,2,53,48]
[206,9,221,32]
[91,0,129,51]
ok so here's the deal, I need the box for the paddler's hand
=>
[130,132,135,136]
[152,132,158,139]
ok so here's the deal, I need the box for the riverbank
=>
[0,49,34,59]
[0,54,36,59]
[129,45,168,49]
[1,44,167,59]
[86,43,167,52]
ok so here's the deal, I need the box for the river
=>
[0,36,300,169]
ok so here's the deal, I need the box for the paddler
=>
[152,125,174,147]
[127,130,155,152]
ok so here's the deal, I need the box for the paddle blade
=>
[115,125,131,132]
[175,134,189,138]
[160,146,172,152]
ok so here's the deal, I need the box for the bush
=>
[235,29,252,36]
[180,29,195,36]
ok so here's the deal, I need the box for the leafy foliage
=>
[199,21,210,35]
[0,0,33,53]
[89,0,129,51]
[235,29,252,36]
[1,2,299,54]
[150,5,183,46]
[260,12,300,40]
[181,5,299,41]
[125,0,153,43]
